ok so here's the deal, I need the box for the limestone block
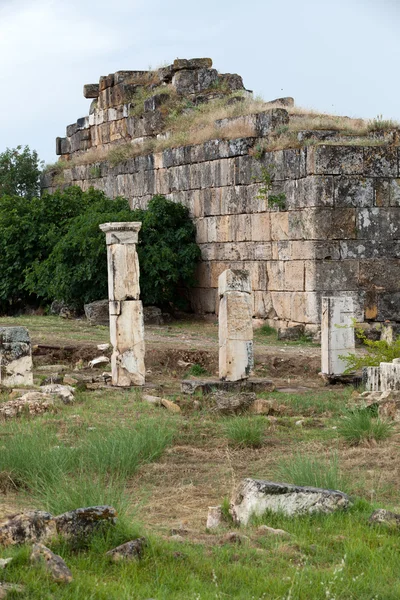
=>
[234,155,261,185]
[210,262,231,287]
[172,68,219,95]
[266,261,285,291]
[109,300,145,387]
[254,292,276,319]
[190,288,217,314]
[359,259,400,292]
[251,213,270,241]
[321,296,355,375]
[218,269,252,296]
[195,218,207,244]
[213,158,234,188]
[363,366,381,392]
[307,146,364,175]
[216,109,289,139]
[288,208,356,240]
[272,240,290,260]
[219,293,253,343]
[173,57,213,71]
[195,262,211,288]
[364,147,398,177]
[230,479,351,525]
[127,112,163,138]
[0,327,33,387]
[306,260,359,292]
[357,207,400,241]
[290,292,319,324]
[339,240,389,259]
[377,292,400,321]
[284,261,305,291]
[261,148,306,181]
[286,175,334,209]
[380,363,400,391]
[99,222,141,246]
[235,214,252,241]
[219,339,254,381]
[83,84,99,98]
[334,176,374,208]
[105,243,140,302]
[99,73,114,91]
[254,243,273,260]
[220,185,248,215]
[270,212,289,241]
[290,240,340,260]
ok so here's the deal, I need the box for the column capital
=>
[99,222,142,245]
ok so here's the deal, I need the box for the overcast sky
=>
[0,0,399,163]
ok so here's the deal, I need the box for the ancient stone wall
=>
[42,59,400,329]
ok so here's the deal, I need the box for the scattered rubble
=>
[88,356,110,368]
[54,505,117,540]
[206,506,223,530]
[31,543,73,583]
[106,537,147,562]
[0,511,57,547]
[369,509,400,528]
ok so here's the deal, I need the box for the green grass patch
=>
[338,410,394,445]
[225,415,266,448]
[274,452,349,492]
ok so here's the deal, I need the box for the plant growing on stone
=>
[341,324,400,372]
[256,166,286,210]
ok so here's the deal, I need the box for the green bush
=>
[0,145,42,199]
[0,187,200,312]
[341,326,400,371]
[338,410,394,446]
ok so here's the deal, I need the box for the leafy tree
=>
[0,146,42,199]
[26,193,200,310]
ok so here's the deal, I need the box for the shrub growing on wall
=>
[24,191,200,310]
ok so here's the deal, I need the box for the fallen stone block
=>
[213,391,256,415]
[369,508,400,528]
[54,506,117,540]
[0,327,33,387]
[106,537,147,562]
[160,398,181,413]
[41,384,74,404]
[84,299,109,326]
[0,511,56,547]
[31,543,73,583]
[230,479,351,525]
[88,356,110,368]
[206,506,223,530]
[256,525,291,539]
[181,378,275,395]
[248,398,274,415]
[277,325,305,341]
[143,306,164,325]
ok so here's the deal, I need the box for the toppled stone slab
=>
[0,393,55,419]
[0,511,56,547]
[181,378,275,395]
[84,299,109,325]
[31,543,73,583]
[41,384,74,404]
[206,506,223,530]
[213,391,256,415]
[0,327,33,387]
[369,508,400,528]
[160,398,181,413]
[106,537,147,562]
[88,356,110,368]
[230,479,351,525]
[54,506,117,540]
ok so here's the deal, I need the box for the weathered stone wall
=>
[42,59,400,328]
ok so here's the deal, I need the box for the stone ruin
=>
[42,57,400,333]
[0,327,33,387]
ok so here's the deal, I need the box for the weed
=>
[274,452,349,492]
[258,324,276,337]
[340,322,400,371]
[256,166,286,210]
[89,164,101,178]
[338,410,394,445]
[186,363,208,377]
[367,114,399,132]
[220,496,233,523]
[225,416,265,448]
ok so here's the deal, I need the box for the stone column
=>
[218,269,253,381]
[0,327,33,386]
[363,366,381,391]
[321,297,355,375]
[380,362,400,391]
[99,222,145,387]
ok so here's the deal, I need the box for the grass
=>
[274,452,349,492]
[225,416,266,448]
[1,317,400,598]
[338,410,394,445]
[185,363,208,377]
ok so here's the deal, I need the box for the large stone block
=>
[106,243,140,302]
[173,58,213,71]
[380,362,400,391]
[307,145,364,175]
[266,261,285,291]
[356,207,400,240]
[172,68,219,95]
[285,175,334,209]
[288,208,356,240]
[359,259,400,292]
[218,269,252,296]
[321,296,355,375]
[83,84,99,99]
[109,300,145,387]
[0,327,33,387]
[306,260,359,291]
[290,240,340,260]
[216,109,289,139]
[262,148,307,180]
[253,291,276,319]
[270,212,289,241]
[377,292,400,321]
[364,147,398,177]
[334,176,374,208]
[284,261,305,291]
